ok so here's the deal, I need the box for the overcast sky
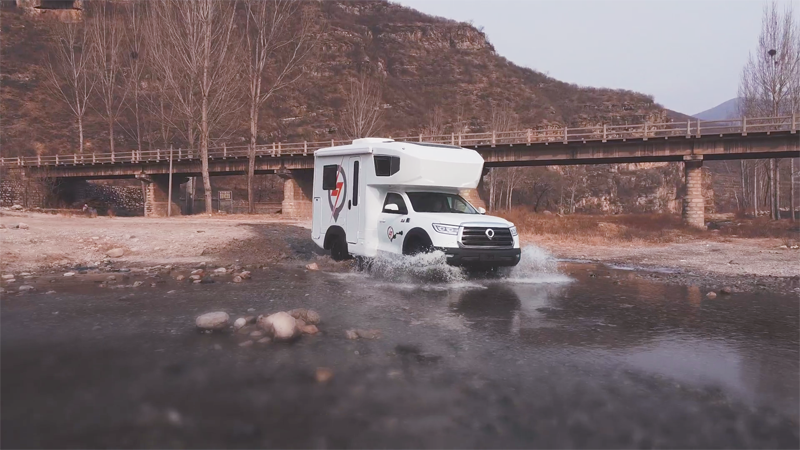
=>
[395,0,800,115]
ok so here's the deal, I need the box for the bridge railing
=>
[2,114,795,168]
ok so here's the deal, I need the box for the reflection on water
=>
[444,263,799,419]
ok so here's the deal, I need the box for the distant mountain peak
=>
[693,98,740,121]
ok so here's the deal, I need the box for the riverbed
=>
[2,252,797,448]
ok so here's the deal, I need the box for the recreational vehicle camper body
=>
[311,138,521,267]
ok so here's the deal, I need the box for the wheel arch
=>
[402,227,433,255]
[323,226,346,250]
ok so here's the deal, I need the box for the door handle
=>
[379,220,386,223]
[348,200,351,210]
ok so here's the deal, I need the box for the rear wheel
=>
[330,235,350,261]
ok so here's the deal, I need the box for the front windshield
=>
[406,192,478,214]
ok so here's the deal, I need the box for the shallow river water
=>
[2,248,798,448]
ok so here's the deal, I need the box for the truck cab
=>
[311,138,521,268]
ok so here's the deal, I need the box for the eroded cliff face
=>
[1,0,677,156]
[260,0,676,142]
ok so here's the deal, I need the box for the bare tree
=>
[122,1,147,159]
[739,1,800,219]
[147,0,242,214]
[341,73,383,139]
[46,19,95,155]
[243,0,320,213]
[88,0,128,161]
[487,104,518,210]
[422,105,447,136]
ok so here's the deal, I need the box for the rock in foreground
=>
[196,311,230,331]
[257,312,297,341]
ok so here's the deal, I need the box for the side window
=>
[382,193,408,214]
[352,160,359,206]
[448,197,470,213]
[322,165,338,190]
[374,156,401,176]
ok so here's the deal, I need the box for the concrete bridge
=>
[2,115,798,227]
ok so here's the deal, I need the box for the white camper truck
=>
[311,138,521,267]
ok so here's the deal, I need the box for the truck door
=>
[378,192,410,254]
[346,157,360,244]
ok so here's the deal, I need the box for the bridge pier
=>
[279,169,313,218]
[683,157,705,229]
[139,174,186,217]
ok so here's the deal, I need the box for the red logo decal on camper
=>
[327,165,347,221]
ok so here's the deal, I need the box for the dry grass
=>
[496,208,800,246]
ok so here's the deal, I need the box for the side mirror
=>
[385,203,399,212]
[477,207,486,214]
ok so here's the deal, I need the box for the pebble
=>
[233,317,247,330]
[256,337,271,344]
[106,248,125,258]
[213,267,227,274]
[356,329,381,339]
[189,274,202,281]
[175,275,186,281]
[1,274,14,280]
[233,276,243,283]
[106,275,117,281]
[18,285,34,292]
[193,279,202,284]
[132,281,144,288]
[305,263,319,271]
[238,271,251,280]
[315,367,334,383]
[191,269,204,276]
[249,330,264,338]
[19,272,31,277]
[720,286,733,295]
[46,290,56,294]
[63,272,76,277]
[289,308,321,325]
[195,311,230,330]
[238,340,254,347]
[706,291,717,299]
[247,308,255,312]
[301,324,319,335]
[17,223,29,230]
[345,329,359,340]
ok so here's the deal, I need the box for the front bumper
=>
[438,247,521,267]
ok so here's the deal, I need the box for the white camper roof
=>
[315,139,484,189]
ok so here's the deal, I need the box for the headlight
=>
[432,223,459,235]
[509,226,518,236]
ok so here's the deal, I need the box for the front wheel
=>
[330,235,350,261]
[404,236,433,256]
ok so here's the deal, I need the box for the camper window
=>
[322,165,338,190]
[382,193,408,214]
[374,156,400,176]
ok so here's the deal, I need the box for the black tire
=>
[404,236,433,256]
[330,235,350,261]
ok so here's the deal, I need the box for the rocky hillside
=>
[0,0,682,157]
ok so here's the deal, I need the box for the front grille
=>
[460,226,513,248]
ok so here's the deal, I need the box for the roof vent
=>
[352,138,394,145]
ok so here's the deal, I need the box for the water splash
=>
[356,250,467,284]
[501,246,572,284]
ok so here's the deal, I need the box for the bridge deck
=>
[2,115,798,178]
